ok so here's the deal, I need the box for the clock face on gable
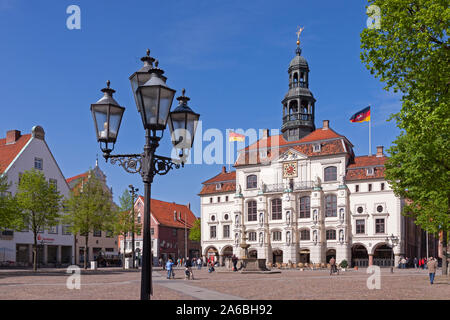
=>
[283,161,298,178]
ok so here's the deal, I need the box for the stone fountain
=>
[238,231,272,273]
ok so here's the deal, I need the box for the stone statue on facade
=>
[259,212,264,226]
[286,231,291,245]
[314,175,321,188]
[259,232,263,246]
[286,211,291,225]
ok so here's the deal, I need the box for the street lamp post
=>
[129,184,139,269]
[90,50,200,300]
[385,233,399,273]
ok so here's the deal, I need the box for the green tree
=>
[188,219,201,242]
[113,189,140,269]
[0,174,22,231]
[360,0,449,274]
[15,169,63,271]
[63,174,114,269]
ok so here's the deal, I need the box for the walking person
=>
[232,254,238,272]
[401,257,406,269]
[197,257,202,270]
[329,257,337,275]
[166,259,174,279]
[414,257,418,269]
[427,257,437,285]
[185,257,194,280]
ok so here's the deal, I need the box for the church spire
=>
[281,26,316,141]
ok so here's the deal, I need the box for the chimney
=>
[322,120,329,130]
[6,130,21,144]
[187,202,191,210]
[262,129,270,139]
[376,146,384,157]
[222,166,227,173]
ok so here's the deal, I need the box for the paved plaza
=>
[0,267,448,300]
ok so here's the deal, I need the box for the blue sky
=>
[0,0,402,216]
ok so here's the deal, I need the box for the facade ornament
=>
[339,229,344,243]
[259,232,263,246]
[313,230,318,245]
[286,211,291,225]
[235,232,240,246]
[339,208,345,222]
[259,212,264,226]
[286,231,291,245]
[313,209,318,224]
[339,174,345,185]
[235,214,240,227]
[313,176,322,190]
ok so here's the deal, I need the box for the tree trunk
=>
[33,233,37,272]
[122,232,126,269]
[84,234,88,270]
[442,230,448,276]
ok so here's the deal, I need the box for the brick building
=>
[118,196,200,266]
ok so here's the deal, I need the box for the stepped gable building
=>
[120,196,201,265]
[0,126,74,266]
[66,161,119,265]
[199,37,438,267]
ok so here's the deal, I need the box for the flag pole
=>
[369,105,372,156]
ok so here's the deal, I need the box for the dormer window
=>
[173,211,177,221]
[367,167,374,176]
[313,144,321,152]
[216,183,222,190]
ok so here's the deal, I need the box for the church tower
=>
[281,28,316,141]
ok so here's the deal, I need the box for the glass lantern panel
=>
[108,105,124,140]
[169,112,186,148]
[93,104,109,141]
[142,86,160,126]
[157,87,175,127]
[186,112,199,148]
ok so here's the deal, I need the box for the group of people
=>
[162,257,205,280]
[399,256,435,270]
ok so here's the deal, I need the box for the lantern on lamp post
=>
[90,49,200,300]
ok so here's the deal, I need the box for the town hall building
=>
[199,38,433,268]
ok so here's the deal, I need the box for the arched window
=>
[271,198,282,220]
[293,72,298,83]
[325,194,337,217]
[300,229,310,240]
[299,196,310,218]
[246,175,257,189]
[324,166,337,181]
[247,201,257,221]
[326,229,336,240]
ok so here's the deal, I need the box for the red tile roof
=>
[138,196,198,229]
[0,134,32,174]
[235,139,347,167]
[345,156,387,181]
[244,126,348,151]
[66,172,88,184]
[199,181,236,195]
[202,170,236,184]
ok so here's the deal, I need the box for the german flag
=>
[229,131,245,142]
[350,106,370,123]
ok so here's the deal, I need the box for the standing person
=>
[427,257,437,285]
[159,257,163,268]
[329,257,336,275]
[197,257,202,270]
[401,257,406,269]
[166,259,174,279]
[232,255,238,272]
[414,257,418,269]
[185,257,194,280]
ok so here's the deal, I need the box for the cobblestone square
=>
[0,267,448,300]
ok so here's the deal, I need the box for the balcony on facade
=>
[289,81,308,89]
[263,181,313,193]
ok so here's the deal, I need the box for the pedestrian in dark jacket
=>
[232,255,238,272]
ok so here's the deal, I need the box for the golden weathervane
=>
[296,26,304,46]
